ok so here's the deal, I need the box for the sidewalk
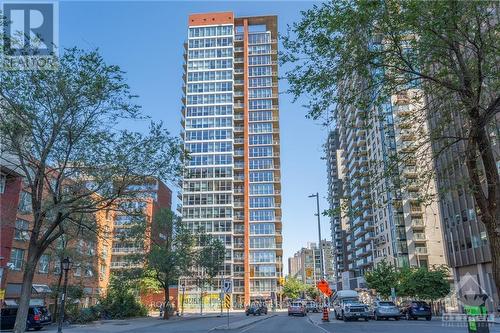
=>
[43,314,221,333]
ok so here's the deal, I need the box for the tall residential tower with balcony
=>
[331,79,448,289]
[181,13,282,308]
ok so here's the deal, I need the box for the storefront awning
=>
[32,284,52,294]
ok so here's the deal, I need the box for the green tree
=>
[282,278,306,300]
[365,260,399,299]
[408,266,451,301]
[146,209,194,319]
[194,233,226,315]
[283,0,500,293]
[0,48,183,333]
[306,285,320,300]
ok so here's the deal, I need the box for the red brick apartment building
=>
[0,163,172,312]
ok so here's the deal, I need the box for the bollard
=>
[322,306,330,322]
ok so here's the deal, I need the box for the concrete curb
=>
[210,314,277,331]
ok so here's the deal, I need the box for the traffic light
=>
[277,277,285,286]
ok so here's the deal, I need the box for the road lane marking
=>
[306,315,330,333]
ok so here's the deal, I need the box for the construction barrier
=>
[322,306,330,322]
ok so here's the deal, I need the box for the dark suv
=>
[400,301,432,321]
[0,305,52,330]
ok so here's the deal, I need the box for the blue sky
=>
[59,0,330,272]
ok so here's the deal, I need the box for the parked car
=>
[246,303,263,316]
[288,301,306,317]
[332,290,370,321]
[338,299,370,321]
[259,303,268,315]
[371,301,401,320]
[0,305,52,331]
[305,301,320,313]
[400,300,432,321]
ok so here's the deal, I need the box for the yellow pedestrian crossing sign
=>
[224,294,231,309]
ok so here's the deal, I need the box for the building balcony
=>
[413,233,426,241]
[112,247,143,254]
[415,247,428,255]
[411,218,425,228]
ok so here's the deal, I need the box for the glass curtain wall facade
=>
[182,13,282,309]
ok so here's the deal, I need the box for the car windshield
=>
[413,302,429,307]
[379,302,396,306]
[343,300,362,305]
[291,303,302,307]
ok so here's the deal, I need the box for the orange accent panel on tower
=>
[242,18,251,307]
[188,12,234,26]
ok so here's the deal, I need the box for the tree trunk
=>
[486,222,500,302]
[13,255,37,333]
[163,286,170,320]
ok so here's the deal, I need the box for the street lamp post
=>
[308,193,325,279]
[181,283,185,317]
[309,193,326,307]
[57,257,72,333]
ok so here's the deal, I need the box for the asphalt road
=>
[225,313,323,333]
[36,312,500,333]
[308,313,500,333]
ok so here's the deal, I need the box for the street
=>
[33,312,500,333]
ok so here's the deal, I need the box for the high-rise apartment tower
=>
[181,12,282,308]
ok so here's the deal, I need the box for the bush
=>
[99,277,148,319]
[67,306,100,324]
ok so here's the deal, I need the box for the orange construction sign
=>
[317,279,333,297]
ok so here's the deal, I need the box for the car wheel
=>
[426,316,432,321]
[342,313,348,322]
[395,317,400,321]
[34,328,43,331]
[364,317,369,322]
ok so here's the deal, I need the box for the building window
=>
[38,254,50,273]
[0,174,6,193]
[74,265,81,277]
[9,248,24,271]
[18,191,32,213]
[14,219,29,241]
[53,260,61,275]
[85,266,94,277]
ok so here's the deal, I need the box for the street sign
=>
[317,279,333,296]
[224,294,231,309]
[223,279,232,293]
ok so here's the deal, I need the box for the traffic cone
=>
[322,306,329,322]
